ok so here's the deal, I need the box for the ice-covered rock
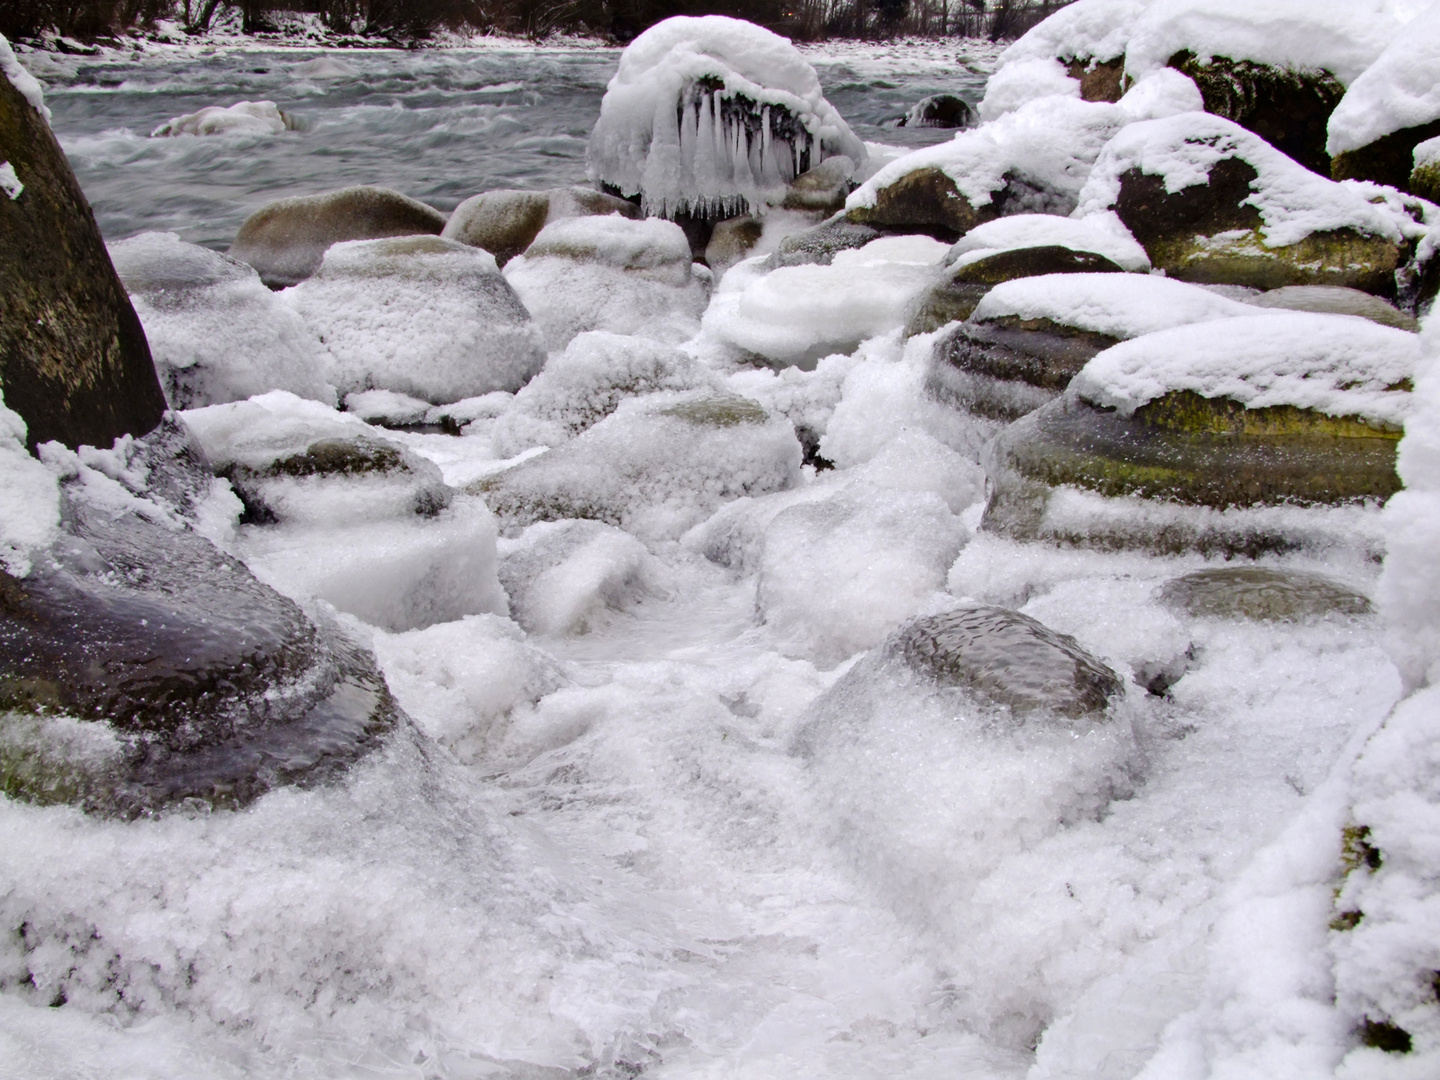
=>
[946,211,1151,273]
[498,519,656,636]
[1329,3,1440,191]
[228,185,448,288]
[473,390,802,541]
[779,154,857,213]
[587,15,866,220]
[151,100,294,138]
[1245,284,1418,331]
[1078,112,1420,294]
[440,186,640,266]
[109,231,334,409]
[702,234,950,367]
[1,50,166,452]
[1157,566,1373,622]
[764,216,880,268]
[927,273,1258,421]
[285,235,546,403]
[756,483,966,666]
[490,331,718,457]
[503,216,710,350]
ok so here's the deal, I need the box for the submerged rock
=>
[1158,566,1373,622]
[228,185,447,288]
[898,94,974,129]
[0,423,400,817]
[0,58,167,451]
[890,606,1124,719]
[440,186,640,266]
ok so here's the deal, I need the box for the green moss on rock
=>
[1333,118,1440,191]
[1147,227,1402,296]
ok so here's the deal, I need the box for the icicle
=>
[679,88,699,204]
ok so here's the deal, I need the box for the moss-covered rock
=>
[1065,57,1126,103]
[927,318,1119,421]
[1332,118,1440,192]
[0,61,167,452]
[906,245,1124,336]
[982,393,1401,555]
[1148,226,1402,295]
[889,605,1124,719]
[1169,51,1344,176]
[845,166,996,239]
[440,186,640,267]
[1410,158,1440,205]
[228,185,447,288]
[1157,566,1373,621]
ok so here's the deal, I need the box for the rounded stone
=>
[767,217,881,268]
[440,186,640,266]
[898,93,975,129]
[846,166,994,238]
[1157,566,1373,622]
[1246,285,1417,331]
[228,185,447,288]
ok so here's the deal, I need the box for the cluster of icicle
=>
[587,15,866,221]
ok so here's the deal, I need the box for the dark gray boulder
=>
[898,94,974,129]
[1157,567,1373,622]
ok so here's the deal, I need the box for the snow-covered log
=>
[586,16,866,221]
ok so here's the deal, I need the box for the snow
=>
[150,100,290,137]
[998,0,1152,65]
[503,217,710,350]
[702,235,950,366]
[977,57,1078,123]
[0,395,60,578]
[1124,0,1404,86]
[181,390,375,470]
[109,232,335,409]
[947,211,1151,272]
[286,236,547,403]
[586,15,866,219]
[970,272,1260,338]
[1071,311,1421,425]
[1077,112,1420,248]
[1,33,51,121]
[1327,3,1440,158]
[0,161,22,200]
[498,519,657,636]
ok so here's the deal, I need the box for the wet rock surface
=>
[0,426,400,818]
[228,185,447,288]
[1332,118,1440,192]
[1065,57,1125,103]
[888,606,1124,719]
[1246,285,1417,331]
[1158,566,1373,622]
[780,156,857,213]
[766,217,881,268]
[0,63,167,452]
[845,166,994,238]
[440,186,640,266]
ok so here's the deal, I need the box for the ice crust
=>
[947,211,1151,272]
[0,392,61,577]
[587,16,866,219]
[1327,3,1440,157]
[971,272,1260,337]
[151,100,290,137]
[1076,112,1419,248]
[1072,310,1421,424]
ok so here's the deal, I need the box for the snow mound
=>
[286,235,546,403]
[503,217,710,350]
[1124,0,1403,86]
[151,100,292,137]
[181,390,372,470]
[1077,112,1417,248]
[948,211,1150,272]
[109,232,334,409]
[1071,311,1420,426]
[587,15,866,219]
[0,391,60,578]
[702,234,950,366]
[498,519,656,636]
[971,272,1259,338]
[977,57,1079,123]
[998,0,1151,66]
[0,34,50,121]
[490,331,718,457]
[1327,3,1440,157]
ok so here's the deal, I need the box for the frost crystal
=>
[587,16,865,220]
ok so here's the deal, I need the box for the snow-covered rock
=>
[946,211,1150,273]
[286,235,546,403]
[151,100,293,137]
[440,186,640,266]
[109,231,334,409]
[703,234,950,367]
[503,216,710,349]
[498,519,657,636]
[587,15,865,219]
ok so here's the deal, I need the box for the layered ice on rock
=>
[1123,0,1405,86]
[702,235,950,367]
[0,391,60,578]
[109,232,335,409]
[503,216,710,350]
[1076,112,1422,248]
[586,15,866,219]
[970,272,1261,338]
[285,235,547,403]
[498,519,658,637]
[1072,310,1421,425]
[150,100,292,137]
[1327,2,1440,158]
[490,330,718,457]
[947,212,1151,271]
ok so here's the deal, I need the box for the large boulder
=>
[927,273,1257,421]
[109,231,335,409]
[1079,113,1419,295]
[439,186,640,266]
[0,42,167,452]
[285,235,546,403]
[228,185,447,288]
[586,16,866,220]
[982,311,1418,556]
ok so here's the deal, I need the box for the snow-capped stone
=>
[440,186,640,266]
[151,100,293,137]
